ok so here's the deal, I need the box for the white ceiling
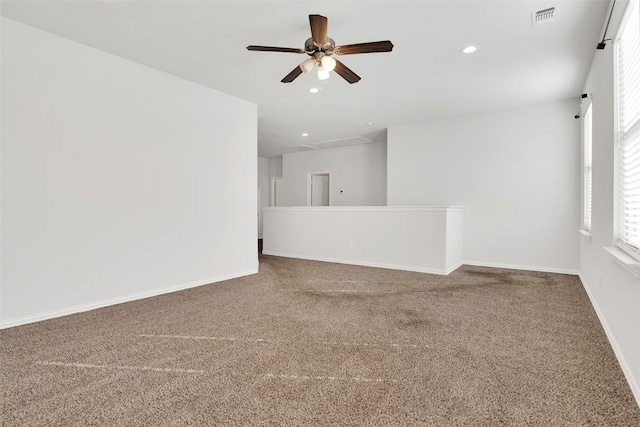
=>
[1,0,610,158]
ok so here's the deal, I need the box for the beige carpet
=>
[2,255,639,426]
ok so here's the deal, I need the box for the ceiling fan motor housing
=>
[305,37,335,55]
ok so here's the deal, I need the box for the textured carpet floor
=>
[2,255,639,426]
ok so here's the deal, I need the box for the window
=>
[616,0,640,259]
[584,102,593,232]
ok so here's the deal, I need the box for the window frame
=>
[583,101,593,233]
[614,0,640,261]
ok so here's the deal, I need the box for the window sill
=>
[604,246,640,278]
[579,229,592,242]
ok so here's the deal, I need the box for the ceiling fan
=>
[247,14,393,84]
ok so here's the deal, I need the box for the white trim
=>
[270,176,283,207]
[262,250,461,276]
[262,253,577,277]
[582,100,593,233]
[579,229,593,242]
[578,273,640,408]
[306,171,331,206]
[263,206,466,213]
[463,260,579,276]
[0,268,259,330]
[614,0,640,258]
[604,246,640,278]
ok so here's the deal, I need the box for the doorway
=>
[307,172,330,206]
[270,177,283,207]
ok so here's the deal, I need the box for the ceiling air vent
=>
[283,144,320,152]
[284,136,373,153]
[532,7,557,26]
[312,136,372,149]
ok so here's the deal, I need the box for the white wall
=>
[1,18,258,327]
[263,206,464,275]
[282,142,387,206]
[268,156,283,181]
[388,100,580,273]
[578,0,640,405]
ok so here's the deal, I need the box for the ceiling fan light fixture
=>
[317,65,331,80]
[320,55,336,71]
[300,58,315,73]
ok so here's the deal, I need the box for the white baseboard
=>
[464,260,579,276]
[0,268,259,330]
[444,261,465,275]
[262,250,455,275]
[578,274,640,409]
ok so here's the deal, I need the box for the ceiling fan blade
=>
[309,14,328,46]
[333,60,361,84]
[281,66,303,83]
[334,41,394,55]
[247,45,305,54]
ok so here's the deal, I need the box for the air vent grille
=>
[313,136,372,149]
[284,136,373,153]
[532,7,556,26]
[283,144,319,152]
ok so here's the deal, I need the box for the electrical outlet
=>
[489,242,496,251]
[348,241,354,249]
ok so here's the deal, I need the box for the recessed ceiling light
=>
[302,133,309,137]
[309,87,320,93]
[367,121,375,125]
[461,45,478,54]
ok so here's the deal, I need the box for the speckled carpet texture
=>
[2,255,639,426]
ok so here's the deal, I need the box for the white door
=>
[310,173,330,206]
